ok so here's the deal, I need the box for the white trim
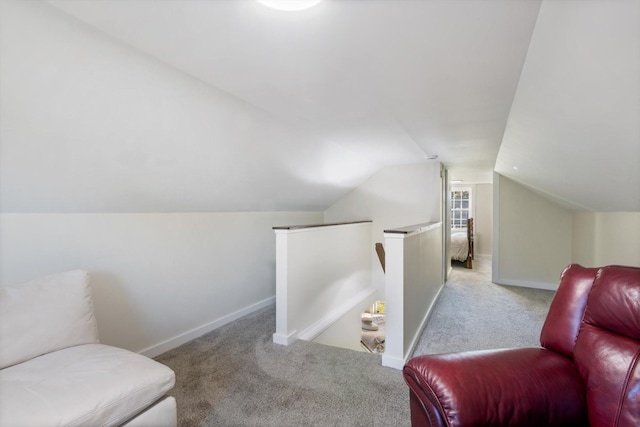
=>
[381,354,405,370]
[492,173,500,284]
[383,235,405,368]
[494,279,558,291]
[450,185,474,230]
[274,232,289,344]
[139,296,275,358]
[297,286,377,341]
[272,330,298,345]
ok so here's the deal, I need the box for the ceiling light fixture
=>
[256,0,322,11]
[426,154,438,160]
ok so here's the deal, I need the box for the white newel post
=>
[273,229,295,345]
[381,232,406,369]
[382,222,444,370]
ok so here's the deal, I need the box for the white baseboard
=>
[381,354,405,370]
[272,330,297,345]
[495,278,558,291]
[140,296,275,358]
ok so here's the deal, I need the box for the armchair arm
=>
[403,348,588,427]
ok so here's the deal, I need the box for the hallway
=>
[412,255,555,356]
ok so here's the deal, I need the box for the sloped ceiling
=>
[0,0,540,212]
[1,0,637,213]
[496,0,640,212]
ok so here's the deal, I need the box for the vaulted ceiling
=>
[496,0,639,212]
[1,0,638,212]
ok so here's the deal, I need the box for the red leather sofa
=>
[403,264,640,427]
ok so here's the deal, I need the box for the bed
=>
[450,217,474,268]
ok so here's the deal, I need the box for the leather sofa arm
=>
[403,348,588,427]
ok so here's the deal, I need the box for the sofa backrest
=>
[540,263,599,358]
[573,265,640,427]
[0,270,99,369]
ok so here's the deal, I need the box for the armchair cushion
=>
[539,264,598,358]
[403,348,588,427]
[573,266,640,427]
[0,343,175,427]
[0,270,99,369]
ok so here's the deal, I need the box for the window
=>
[451,188,471,229]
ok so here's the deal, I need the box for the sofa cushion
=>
[539,264,599,358]
[0,270,99,369]
[0,343,176,427]
[585,266,640,340]
[574,266,640,427]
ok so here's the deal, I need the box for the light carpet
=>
[155,306,409,427]
[413,255,555,356]
[156,255,555,426]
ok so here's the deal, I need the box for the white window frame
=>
[450,186,473,230]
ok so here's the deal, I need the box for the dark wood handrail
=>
[383,221,440,235]
[375,243,385,273]
[273,220,372,230]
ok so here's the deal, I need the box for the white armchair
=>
[0,270,177,427]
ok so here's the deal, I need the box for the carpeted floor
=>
[413,255,555,355]
[155,255,555,426]
[155,306,409,427]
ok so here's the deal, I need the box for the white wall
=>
[573,212,640,267]
[272,222,373,345]
[474,183,493,256]
[0,211,322,356]
[492,173,572,290]
[324,162,442,293]
[572,213,597,266]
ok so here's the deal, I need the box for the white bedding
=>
[451,232,469,261]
